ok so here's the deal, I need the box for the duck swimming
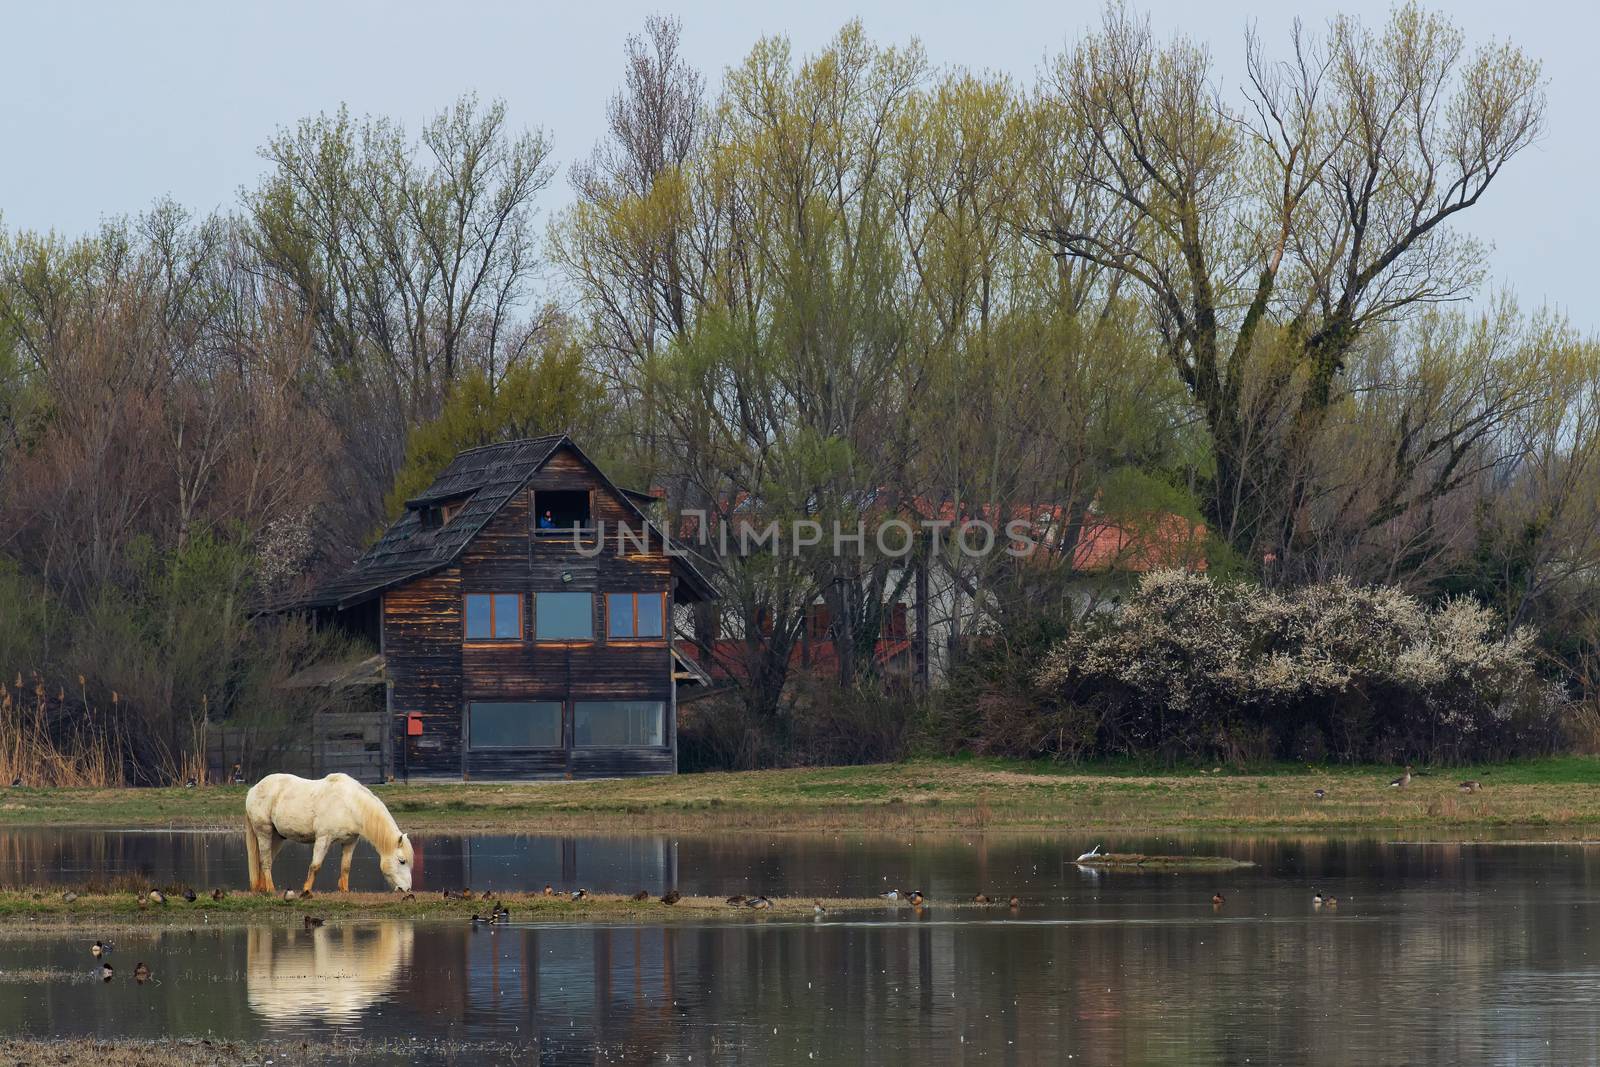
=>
[813,901,827,915]
[303,915,324,929]
[1211,893,1225,908]
[91,940,111,959]
[99,963,114,982]
[1313,890,1324,907]
[1008,895,1021,909]
[133,962,151,984]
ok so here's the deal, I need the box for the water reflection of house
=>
[246,923,414,1023]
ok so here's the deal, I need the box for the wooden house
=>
[292,435,716,781]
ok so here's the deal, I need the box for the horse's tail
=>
[244,814,261,893]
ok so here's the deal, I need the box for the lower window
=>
[468,701,563,749]
[573,700,665,748]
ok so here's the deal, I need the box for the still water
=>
[3,831,1600,1064]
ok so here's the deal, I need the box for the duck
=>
[1008,896,1021,910]
[211,888,227,901]
[133,962,151,984]
[230,763,245,785]
[878,889,900,901]
[91,940,111,959]
[746,896,772,910]
[972,893,992,904]
[1313,890,1325,908]
[9,776,21,788]
[570,889,588,901]
[1211,892,1225,908]
[282,889,298,901]
[542,884,555,897]
[480,890,494,901]
[303,915,324,929]
[400,892,416,903]
[184,777,197,789]
[181,888,197,903]
[148,890,166,906]
[1389,765,1413,789]
[99,963,114,982]
[725,894,747,906]
[492,903,510,923]
[1312,788,1327,801]
[660,889,682,905]
[631,890,650,902]
[1324,896,1339,908]
[61,891,78,904]
[469,913,492,925]
[442,889,470,901]
[907,890,925,907]
[813,901,827,915]
[1076,844,1103,862]
[1459,780,1482,794]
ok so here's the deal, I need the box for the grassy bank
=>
[0,1037,507,1065]
[0,889,953,929]
[3,756,1600,835]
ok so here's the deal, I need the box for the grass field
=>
[3,755,1600,835]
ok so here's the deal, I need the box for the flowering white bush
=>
[1034,571,1567,762]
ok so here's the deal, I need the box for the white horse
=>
[245,773,414,894]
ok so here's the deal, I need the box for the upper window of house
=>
[464,593,522,641]
[536,591,593,640]
[533,490,593,533]
[607,592,665,640]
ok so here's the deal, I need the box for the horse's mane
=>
[346,779,403,849]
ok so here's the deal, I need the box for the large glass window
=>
[464,593,522,641]
[607,592,665,639]
[535,592,593,640]
[468,701,563,748]
[574,700,666,747]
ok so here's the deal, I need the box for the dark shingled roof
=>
[291,435,716,610]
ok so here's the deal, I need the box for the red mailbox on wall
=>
[406,713,424,737]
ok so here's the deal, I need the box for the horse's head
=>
[380,832,414,892]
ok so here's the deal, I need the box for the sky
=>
[1,0,1591,328]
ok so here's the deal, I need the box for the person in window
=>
[539,509,555,529]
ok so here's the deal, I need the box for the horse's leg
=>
[255,828,281,893]
[337,839,357,892]
[303,835,331,893]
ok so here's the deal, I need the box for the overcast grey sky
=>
[1,1,1590,328]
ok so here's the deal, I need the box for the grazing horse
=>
[244,773,414,894]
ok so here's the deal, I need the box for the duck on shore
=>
[660,889,682,905]
[1459,780,1482,793]
[1389,765,1413,789]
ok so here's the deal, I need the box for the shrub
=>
[1035,571,1570,764]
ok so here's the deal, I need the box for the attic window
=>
[418,507,443,531]
[534,490,592,533]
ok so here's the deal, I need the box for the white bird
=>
[1076,844,1102,862]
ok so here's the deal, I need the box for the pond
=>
[3,830,1600,1064]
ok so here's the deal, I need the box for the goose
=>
[660,889,682,905]
[631,890,650,902]
[1389,765,1413,789]
[91,940,111,959]
[133,962,151,984]
[303,915,324,929]
[725,894,747,906]
[229,763,245,785]
[570,889,588,901]
[99,963,114,982]
[1312,788,1327,801]
[878,889,900,901]
[1076,844,1103,862]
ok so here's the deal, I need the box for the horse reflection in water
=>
[246,922,415,1023]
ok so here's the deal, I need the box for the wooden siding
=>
[383,445,680,780]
